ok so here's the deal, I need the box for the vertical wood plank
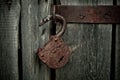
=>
[0,0,20,80]
[56,0,112,80]
[21,0,52,80]
[115,0,120,80]
[115,27,120,80]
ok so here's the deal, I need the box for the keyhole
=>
[58,56,64,63]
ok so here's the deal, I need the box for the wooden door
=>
[0,0,120,80]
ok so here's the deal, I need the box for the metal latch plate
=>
[54,5,120,23]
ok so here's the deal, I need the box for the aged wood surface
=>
[0,0,20,80]
[115,0,120,80]
[115,27,120,80]
[56,0,112,80]
[21,0,52,80]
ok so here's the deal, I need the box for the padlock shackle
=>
[39,14,66,37]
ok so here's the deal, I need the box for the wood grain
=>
[115,0,120,80]
[115,27,120,80]
[56,0,112,80]
[21,0,52,80]
[0,0,20,80]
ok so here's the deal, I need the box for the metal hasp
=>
[53,5,120,23]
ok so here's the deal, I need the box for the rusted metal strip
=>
[53,5,120,23]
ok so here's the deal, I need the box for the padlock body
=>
[37,36,70,69]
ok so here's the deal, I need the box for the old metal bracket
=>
[53,5,120,24]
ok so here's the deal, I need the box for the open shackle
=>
[39,14,66,37]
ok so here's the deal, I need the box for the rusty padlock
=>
[37,14,71,69]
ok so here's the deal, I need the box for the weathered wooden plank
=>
[0,0,20,80]
[21,0,52,80]
[115,27,120,80]
[115,0,120,80]
[56,0,112,80]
